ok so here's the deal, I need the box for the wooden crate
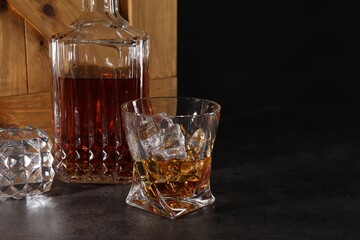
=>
[0,0,177,134]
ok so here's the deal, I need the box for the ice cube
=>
[157,112,173,129]
[151,144,187,160]
[137,121,159,140]
[149,124,187,160]
[186,129,207,160]
[164,124,185,148]
[141,129,164,154]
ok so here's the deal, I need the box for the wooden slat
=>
[8,0,82,39]
[25,21,52,93]
[0,3,27,97]
[129,0,177,80]
[150,77,177,97]
[0,92,52,134]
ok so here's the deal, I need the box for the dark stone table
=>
[1,106,360,239]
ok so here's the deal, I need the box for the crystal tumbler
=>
[0,126,55,201]
[121,97,221,219]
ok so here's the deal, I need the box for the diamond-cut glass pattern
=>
[0,126,55,201]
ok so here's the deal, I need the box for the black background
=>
[177,3,360,238]
[178,1,360,116]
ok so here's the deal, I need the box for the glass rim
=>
[121,96,221,118]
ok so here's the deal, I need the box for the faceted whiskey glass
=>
[0,126,55,201]
[121,97,221,219]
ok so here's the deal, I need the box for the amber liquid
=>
[135,155,212,199]
[53,67,147,183]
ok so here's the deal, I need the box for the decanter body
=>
[50,0,149,184]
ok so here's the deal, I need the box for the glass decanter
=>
[49,0,149,184]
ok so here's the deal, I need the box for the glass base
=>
[0,182,54,201]
[53,158,133,184]
[125,167,215,219]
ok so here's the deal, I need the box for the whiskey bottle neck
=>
[76,0,126,27]
[82,0,118,15]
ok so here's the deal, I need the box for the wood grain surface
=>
[150,77,177,97]
[130,0,177,80]
[0,3,27,97]
[25,22,52,93]
[0,92,52,133]
[8,0,81,39]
